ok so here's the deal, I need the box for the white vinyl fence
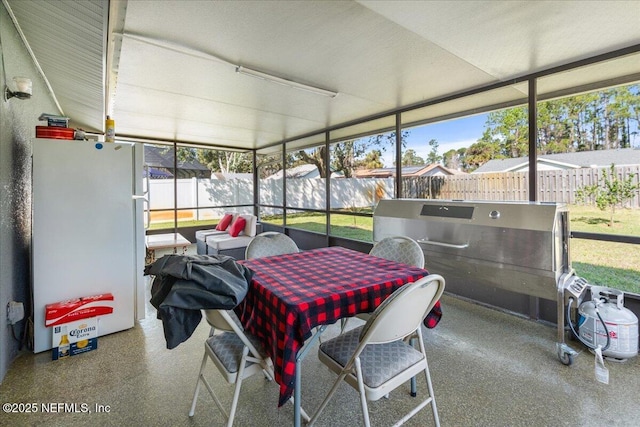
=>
[147,177,395,220]
[147,165,639,222]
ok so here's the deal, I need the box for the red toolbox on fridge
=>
[36,126,75,140]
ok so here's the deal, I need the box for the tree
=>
[576,164,640,227]
[480,85,640,157]
[356,149,384,170]
[537,100,572,154]
[198,150,252,173]
[296,130,410,178]
[443,148,465,171]
[257,153,284,179]
[158,146,197,164]
[482,108,529,158]
[426,139,442,164]
[464,131,504,171]
[401,149,424,166]
[158,146,253,174]
[608,86,640,148]
[295,146,327,176]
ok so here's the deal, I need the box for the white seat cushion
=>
[195,212,240,241]
[195,229,228,240]
[196,229,230,255]
[206,235,254,251]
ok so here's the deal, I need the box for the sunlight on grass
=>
[571,239,639,294]
[147,205,639,294]
[569,204,639,236]
[573,262,639,294]
[568,205,639,294]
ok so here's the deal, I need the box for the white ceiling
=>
[5,0,640,151]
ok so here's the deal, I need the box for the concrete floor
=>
[1,246,639,427]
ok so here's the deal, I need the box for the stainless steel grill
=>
[373,199,583,364]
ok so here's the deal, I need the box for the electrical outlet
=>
[7,301,24,325]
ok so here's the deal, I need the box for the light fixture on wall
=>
[4,76,33,101]
[236,66,338,98]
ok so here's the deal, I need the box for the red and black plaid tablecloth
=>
[237,246,441,406]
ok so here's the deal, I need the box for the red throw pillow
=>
[228,217,246,237]
[215,213,234,231]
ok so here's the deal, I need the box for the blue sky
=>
[405,114,488,156]
[378,113,489,166]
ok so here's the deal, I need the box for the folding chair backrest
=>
[369,236,424,268]
[204,309,235,331]
[245,231,299,259]
[360,274,445,344]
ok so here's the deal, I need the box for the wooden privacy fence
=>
[401,165,640,207]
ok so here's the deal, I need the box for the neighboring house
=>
[144,167,173,179]
[473,148,640,173]
[144,145,211,179]
[354,164,462,178]
[269,164,319,179]
[267,164,344,179]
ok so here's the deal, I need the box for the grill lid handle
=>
[417,239,469,249]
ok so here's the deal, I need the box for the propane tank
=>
[578,286,638,361]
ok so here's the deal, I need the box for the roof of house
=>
[267,164,320,179]
[354,164,462,178]
[143,167,173,179]
[473,148,640,173]
[144,145,211,178]
[267,164,346,179]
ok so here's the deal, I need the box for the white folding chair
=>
[308,274,445,427]
[189,309,310,426]
[369,235,425,269]
[341,236,424,330]
[361,235,427,395]
[245,231,299,259]
[188,309,271,426]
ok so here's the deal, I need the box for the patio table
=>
[237,246,441,426]
[145,232,190,264]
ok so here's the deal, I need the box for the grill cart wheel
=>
[557,345,575,366]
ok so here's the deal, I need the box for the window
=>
[285,135,326,233]
[145,143,253,230]
[535,72,640,294]
[400,82,529,201]
[329,117,397,242]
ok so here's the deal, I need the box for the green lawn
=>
[261,212,374,241]
[269,206,640,294]
[569,204,639,236]
[568,205,639,294]
[149,205,640,294]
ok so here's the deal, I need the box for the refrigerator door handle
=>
[132,195,150,230]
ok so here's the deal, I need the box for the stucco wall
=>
[0,4,60,383]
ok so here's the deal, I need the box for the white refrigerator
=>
[31,138,146,353]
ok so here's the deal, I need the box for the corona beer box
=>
[45,293,114,360]
[51,318,98,360]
